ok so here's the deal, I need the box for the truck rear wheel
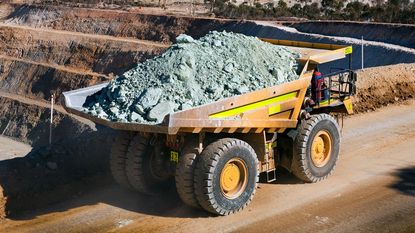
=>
[175,138,200,208]
[125,135,171,195]
[292,114,341,183]
[109,132,133,189]
[194,138,259,215]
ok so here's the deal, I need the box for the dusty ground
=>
[1,100,414,233]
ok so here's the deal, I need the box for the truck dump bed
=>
[63,39,352,135]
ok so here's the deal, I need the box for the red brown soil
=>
[355,63,415,113]
[0,186,5,219]
[0,23,167,74]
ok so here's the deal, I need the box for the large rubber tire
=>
[125,134,171,195]
[175,138,200,208]
[292,113,341,183]
[109,132,133,189]
[194,138,259,215]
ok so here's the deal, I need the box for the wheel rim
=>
[311,130,332,167]
[220,158,248,199]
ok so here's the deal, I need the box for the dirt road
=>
[1,101,414,233]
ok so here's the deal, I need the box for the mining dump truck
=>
[63,39,356,215]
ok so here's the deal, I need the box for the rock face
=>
[83,31,301,124]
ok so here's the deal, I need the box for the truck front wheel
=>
[194,138,259,215]
[292,113,341,183]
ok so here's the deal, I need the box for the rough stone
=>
[147,101,176,122]
[129,111,144,122]
[83,31,301,124]
[138,87,163,109]
[176,34,195,43]
[134,104,146,115]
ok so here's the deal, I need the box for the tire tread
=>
[109,132,133,189]
[291,114,341,183]
[194,138,259,216]
[125,135,155,195]
[175,139,200,208]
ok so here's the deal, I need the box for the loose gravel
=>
[83,31,300,124]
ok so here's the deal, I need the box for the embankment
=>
[6,5,415,72]
[286,21,415,49]
[227,21,415,73]
[354,64,415,113]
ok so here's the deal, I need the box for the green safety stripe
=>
[268,104,281,116]
[318,98,336,106]
[209,92,297,119]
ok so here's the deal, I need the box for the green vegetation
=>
[28,0,415,24]
[210,0,415,24]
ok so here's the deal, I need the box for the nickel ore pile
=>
[83,31,301,124]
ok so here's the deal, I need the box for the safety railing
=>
[314,69,357,107]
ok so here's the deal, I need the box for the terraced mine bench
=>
[63,39,356,215]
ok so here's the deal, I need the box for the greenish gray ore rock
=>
[83,31,301,124]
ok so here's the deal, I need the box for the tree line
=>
[209,0,415,24]
[19,0,415,24]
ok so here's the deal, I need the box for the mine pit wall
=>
[0,58,109,103]
[286,21,415,49]
[4,4,235,43]
[5,5,415,72]
[0,97,90,146]
[0,26,166,75]
[221,21,415,74]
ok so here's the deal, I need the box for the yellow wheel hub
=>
[220,158,248,199]
[311,130,332,167]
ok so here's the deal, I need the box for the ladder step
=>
[266,168,276,183]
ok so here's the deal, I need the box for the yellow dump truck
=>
[63,39,356,215]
